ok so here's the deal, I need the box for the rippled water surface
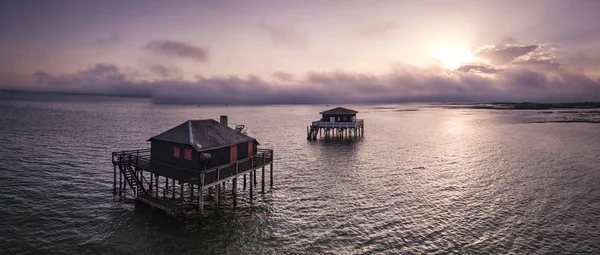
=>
[1,93,600,254]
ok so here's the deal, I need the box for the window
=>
[173,147,180,158]
[184,148,192,160]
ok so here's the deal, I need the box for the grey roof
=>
[148,119,258,151]
[319,107,358,115]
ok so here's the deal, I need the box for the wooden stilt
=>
[172,179,175,199]
[190,183,194,203]
[155,175,159,197]
[113,165,117,194]
[249,171,253,202]
[164,178,169,198]
[243,174,247,190]
[199,172,204,217]
[118,167,122,196]
[180,181,184,204]
[233,177,237,207]
[215,182,220,213]
[262,153,266,194]
[270,150,274,188]
[149,172,154,194]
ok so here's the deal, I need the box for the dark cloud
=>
[475,44,540,65]
[144,40,209,62]
[149,64,183,79]
[258,19,307,47]
[355,21,399,38]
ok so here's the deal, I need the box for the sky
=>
[1,0,600,104]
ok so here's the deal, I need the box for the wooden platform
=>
[112,148,274,217]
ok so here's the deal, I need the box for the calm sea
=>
[1,92,599,254]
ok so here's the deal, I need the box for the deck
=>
[311,119,364,128]
[111,148,274,216]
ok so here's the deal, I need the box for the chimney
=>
[220,115,228,126]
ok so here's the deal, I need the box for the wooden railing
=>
[112,148,273,185]
[311,119,364,128]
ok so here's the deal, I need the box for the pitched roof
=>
[319,107,358,115]
[148,119,258,151]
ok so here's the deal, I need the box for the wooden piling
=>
[215,182,220,213]
[113,165,117,193]
[262,153,265,194]
[249,171,253,202]
[199,172,204,217]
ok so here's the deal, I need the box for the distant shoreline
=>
[440,102,600,110]
[1,90,599,108]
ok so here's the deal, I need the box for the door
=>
[330,117,335,123]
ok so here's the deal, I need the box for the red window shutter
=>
[173,147,180,158]
[230,144,238,163]
[248,141,253,157]
[184,148,192,160]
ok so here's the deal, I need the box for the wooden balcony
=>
[311,119,364,128]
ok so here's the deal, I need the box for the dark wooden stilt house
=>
[111,117,273,218]
[307,107,364,140]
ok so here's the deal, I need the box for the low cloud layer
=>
[17,62,600,104]
[143,40,209,62]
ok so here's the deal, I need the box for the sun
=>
[433,45,475,70]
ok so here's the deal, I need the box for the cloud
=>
[457,64,500,74]
[30,63,151,96]
[143,40,209,62]
[149,64,183,79]
[355,21,399,38]
[19,62,600,104]
[272,71,296,82]
[474,44,540,65]
[258,18,307,47]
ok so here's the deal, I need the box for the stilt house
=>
[148,119,258,177]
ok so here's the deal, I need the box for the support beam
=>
[215,182,220,213]
[118,166,122,196]
[198,173,204,217]
[164,178,169,198]
[249,171,254,202]
[113,165,117,194]
[172,179,175,199]
[180,181,184,204]
[270,150,274,188]
[233,178,237,207]
[262,153,266,194]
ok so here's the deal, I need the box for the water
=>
[1,93,600,254]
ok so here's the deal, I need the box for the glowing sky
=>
[1,0,600,103]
